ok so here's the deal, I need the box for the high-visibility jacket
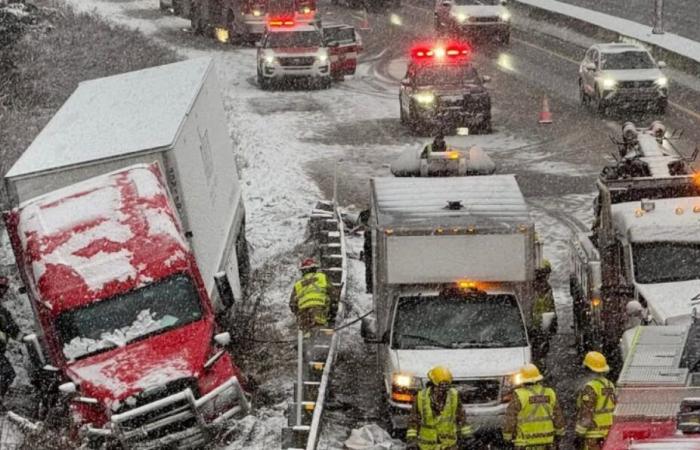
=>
[410,387,468,450]
[576,377,616,439]
[294,272,330,319]
[512,384,558,447]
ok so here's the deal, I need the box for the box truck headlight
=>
[501,372,520,403]
[601,77,617,90]
[500,10,511,21]
[391,373,418,403]
[413,92,435,106]
[655,76,668,88]
[252,9,262,16]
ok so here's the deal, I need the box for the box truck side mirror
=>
[360,317,378,341]
[214,272,235,308]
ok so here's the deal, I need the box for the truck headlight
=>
[501,372,521,402]
[454,12,468,23]
[391,372,418,404]
[317,53,328,63]
[252,9,262,16]
[655,76,668,88]
[413,92,435,105]
[601,78,617,90]
[500,10,511,21]
[264,55,276,65]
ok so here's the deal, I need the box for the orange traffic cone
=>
[539,95,553,124]
[360,8,370,30]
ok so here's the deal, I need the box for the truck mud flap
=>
[281,200,347,450]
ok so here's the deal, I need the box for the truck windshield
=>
[266,31,321,48]
[415,66,479,86]
[633,242,700,284]
[57,274,203,360]
[392,293,527,350]
[601,51,655,70]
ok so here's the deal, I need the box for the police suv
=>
[399,44,492,134]
[256,20,331,89]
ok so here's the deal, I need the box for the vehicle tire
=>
[227,10,238,45]
[656,99,668,115]
[501,31,510,45]
[257,71,269,90]
[480,117,493,134]
[408,102,422,134]
[320,76,332,89]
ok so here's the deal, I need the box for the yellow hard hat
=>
[519,363,543,384]
[427,366,453,385]
[583,351,610,373]
[541,259,552,270]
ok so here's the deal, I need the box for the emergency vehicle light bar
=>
[411,45,470,60]
[268,17,295,26]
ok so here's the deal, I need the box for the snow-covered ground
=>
[0,0,620,448]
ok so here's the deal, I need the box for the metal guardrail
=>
[282,200,347,450]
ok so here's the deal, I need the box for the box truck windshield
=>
[392,293,527,350]
[632,242,700,284]
[58,274,203,360]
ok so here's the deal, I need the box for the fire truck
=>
[603,323,700,449]
[399,42,492,135]
[185,0,316,44]
[322,23,362,81]
[569,121,700,356]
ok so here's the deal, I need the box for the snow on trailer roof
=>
[6,58,214,179]
[372,175,530,228]
[611,197,700,243]
[13,163,190,314]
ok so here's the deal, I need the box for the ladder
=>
[281,201,347,450]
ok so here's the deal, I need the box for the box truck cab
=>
[4,164,250,448]
[361,176,545,434]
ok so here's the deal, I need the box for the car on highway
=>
[434,0,511,44]
[578,43,669,115]
[399,43,492,134]
[256,20,332,89]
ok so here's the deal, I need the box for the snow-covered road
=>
[4,0,700,447]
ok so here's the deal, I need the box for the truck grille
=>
[470,16,499,23]
[453,379,501,404]
[438,96,464,107]
[111,378,206,447]
[619,80,656,89]
[278,57,316,67]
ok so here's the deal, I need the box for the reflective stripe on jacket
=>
[512,384,557,447]
[416,387,460,450]
[576,377,616,438]
[294,272,329,310]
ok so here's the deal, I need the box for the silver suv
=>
[579,43,668,115]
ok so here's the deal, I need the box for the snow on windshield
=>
[267,31,321,48]
[601,51,655,70]
[58,274,202,360]
[633,242,700,284]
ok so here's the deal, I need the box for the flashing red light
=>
[268,17,295,26]
[411,44,471,61]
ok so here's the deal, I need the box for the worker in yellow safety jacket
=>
[289,258,337,332]
[406,366,474,450]
[503,364,565,449]
[575,351,616,450]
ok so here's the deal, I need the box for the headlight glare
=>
[656,76,668,88]
[264,55,276,64]
[500,10,511,21]
[414,92,435,105]
[317,53,328,63]
[601,78,617,90]
[455,12,468,23]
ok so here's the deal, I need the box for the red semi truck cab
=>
[4,163,250,448]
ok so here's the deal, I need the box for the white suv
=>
[579,43,668,114]
[435,0,510,44]
[256,24,331,90]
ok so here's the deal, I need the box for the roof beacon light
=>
[446,200,464,210]
[640,199,655,212]
[411,44,470,60]
[676,207,685,215]
[447,150,460,160]
[457,280,477,290]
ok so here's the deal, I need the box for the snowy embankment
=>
[513,0,700,74]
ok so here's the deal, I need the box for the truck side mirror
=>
[360,317,378,341]
[214,332,231,347]
[214,272,235,308]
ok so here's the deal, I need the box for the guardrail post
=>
[652,0,664,34]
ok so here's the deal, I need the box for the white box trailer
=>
[4,57,248,313]
[362,175,545,434]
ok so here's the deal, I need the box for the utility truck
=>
[569,122,700,355]
[4,164,250,449]
[603,323,700,449]
[4,57,249,314]
[361,175,551,435]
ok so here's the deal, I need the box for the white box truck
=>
[3,57,249,313]
[361,175,548,435]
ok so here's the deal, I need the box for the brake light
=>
[411,43,470,61]
[268,17,295,26]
